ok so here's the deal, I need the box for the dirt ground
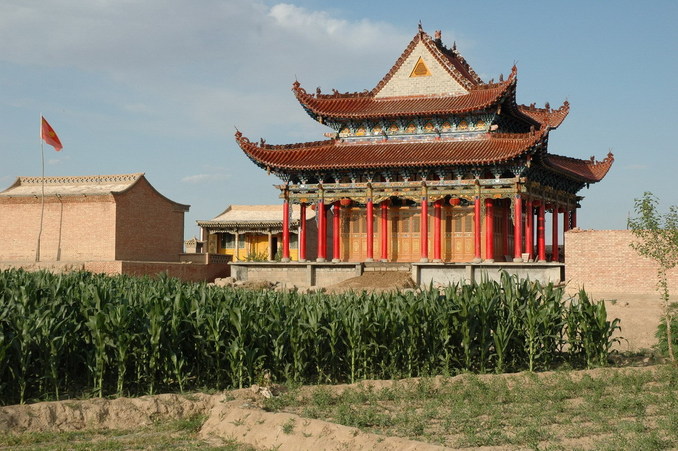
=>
[582,291,663,353]
[1,367,672,450]
[324,270,417,293]
[0,273,667,450]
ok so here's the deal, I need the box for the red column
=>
[502,200,510,259]
[316,200,326,262]
[552,207,559,262]
[299,203,306,261]
[433,200,442,262]
[332,201,341,262]
[474,196,482,262]
[525,199,534,261]
[366,198,374,262]
[513,195,523,262]
[282,199,290,262]
[537,202,546,262]
[484,198,494,261]
[420,196,429,262]
[380,200,388,261]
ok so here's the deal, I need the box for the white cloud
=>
[268,3,397,49]
[0,1,410,143]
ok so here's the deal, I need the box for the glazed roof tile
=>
[518,102,570,129]
[543,152,614,183]
[293,80,513,120]
[237,131,547,172]
[292,28,522,121]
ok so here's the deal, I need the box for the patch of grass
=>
[281,417,296,434]
[0,418,253,450]
[274,365,678,450]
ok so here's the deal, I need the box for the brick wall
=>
[565,229,678,295]
[114,177,187,262]
[0,260,229,283]
[0,195,117,261]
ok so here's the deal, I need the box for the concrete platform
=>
[230,261,565,288]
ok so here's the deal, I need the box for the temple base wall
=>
[230,261,564,288]
[413,262,564,286]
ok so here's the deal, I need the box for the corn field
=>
[0,269,620,405]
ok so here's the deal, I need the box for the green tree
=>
[628,192,678,361]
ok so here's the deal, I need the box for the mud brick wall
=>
[565,229,678,295]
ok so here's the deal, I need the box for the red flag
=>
[41,116,63,151]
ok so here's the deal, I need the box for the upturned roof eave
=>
[235,130,547,173]
[541,152,614,184]
[292,77,515,122]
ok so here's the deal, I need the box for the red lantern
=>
[310,204,316,211]
[532,200,541,207]
[449,197,461,206]
[340,198,352,207]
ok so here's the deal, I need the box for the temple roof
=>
[235,25,612,188]
[293,27,522,122]
[293,79,514,120]
[237,130,547,171]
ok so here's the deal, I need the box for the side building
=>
[197,204,317,262]
[0,173,189,263]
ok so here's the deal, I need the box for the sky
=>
[1,0,677,240]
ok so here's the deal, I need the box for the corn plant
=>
[0,268,623,405]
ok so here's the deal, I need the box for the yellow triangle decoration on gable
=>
[410,57,431,77]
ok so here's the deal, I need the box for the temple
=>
[236,26,613,264]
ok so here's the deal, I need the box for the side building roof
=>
[197,204,315,230]
[0,173,189,211]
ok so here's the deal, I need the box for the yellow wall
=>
[214,232,299,261]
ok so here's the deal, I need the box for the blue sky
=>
[1,0,676,239]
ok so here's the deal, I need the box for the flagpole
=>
[36,114,45,262]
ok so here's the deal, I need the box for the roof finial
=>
[434,30,442,41]
[418,21,423,33]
